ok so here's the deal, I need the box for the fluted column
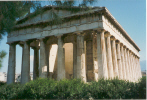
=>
[132,54,135,82]
[130,52,133,82]
[39,39,47,78]
[139,59,142,79]
[32,47,39,80]
[76,33,86,82]
[137,57,142,79]
[126,49,131,81]
[134,56,138,81]
[135,57,139,81]
[93,32,98,81]
[97,30,108,79]
[110,37,118,78]
[73,41,77,78]
[120,44,126,80]
[116,41,123,80]
[105,32,113,79]
[21,41,30,84]
[57,36,65,81]
[124,47,129,80]
[45,44,51,78]
[7,43,16,84]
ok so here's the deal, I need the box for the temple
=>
[7,6,142,84]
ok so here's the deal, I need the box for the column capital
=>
[73,31,83,34]
[92,32,97,39]
[129,50,133,54]
[115,40,120,44]
[104,32,111,37]
[96,29,105,33]
[76,32,85,36]
[38,37,48,44]
[7,42,18,45]
[124,45,128,49]
[56,35,63,39]
[120,43,124,47]
[21,39,33,44]
[110,36,116,40]
[126,48,129,50]
[31,46,40,50]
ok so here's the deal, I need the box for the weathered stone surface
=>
[93,33,98,81]
[39,39,47,78]
[97,30,108,79]
[124,48,129,80]
[21,41,30,84]
[111,37,118,78]
[120,45,126,80]
[7,44,16,84]
[106,33,113,79]
[57,36,65,81]
[76,34,86,82]
[116,42,123,79]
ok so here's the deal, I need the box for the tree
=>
[0,1,41,69]
[0,1,41,40]
[0,50,6,69]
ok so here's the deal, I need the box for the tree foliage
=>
[0,77,146,99]
[0,1,40,69]
[0,1,41,40]
[0,50,7,69]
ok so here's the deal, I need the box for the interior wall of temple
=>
[86,40,94,82]
[64,43,73,79]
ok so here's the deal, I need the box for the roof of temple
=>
[14,6,140,51]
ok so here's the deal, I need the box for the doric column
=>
[45,44,51,78]
[129,52,133,82]
[132,54,135,82]
[21,41,30,84]
[110,37,118,78]
[76,33,86,82]
[124,47,129,80]
[135,57,139,81]
[120,44,126,80]
[137,57,142,79]
[126,49,131,81]
[73,41,77,78]
[97,30,108,79]
[93,32,98,81]
[32,47,39,80]
[57,35,66,81]
[7,43,16,84]
[134,56,138,81]
[116,41,123,80]
[105,32,113,79]
[39,39,47,78]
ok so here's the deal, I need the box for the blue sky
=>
[0,0,146,73]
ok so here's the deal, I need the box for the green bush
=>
[0,81,6,86]
[0,77,146,99]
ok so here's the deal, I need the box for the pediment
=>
[16,6,102,26]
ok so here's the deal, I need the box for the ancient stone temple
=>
[7,6,142,84]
